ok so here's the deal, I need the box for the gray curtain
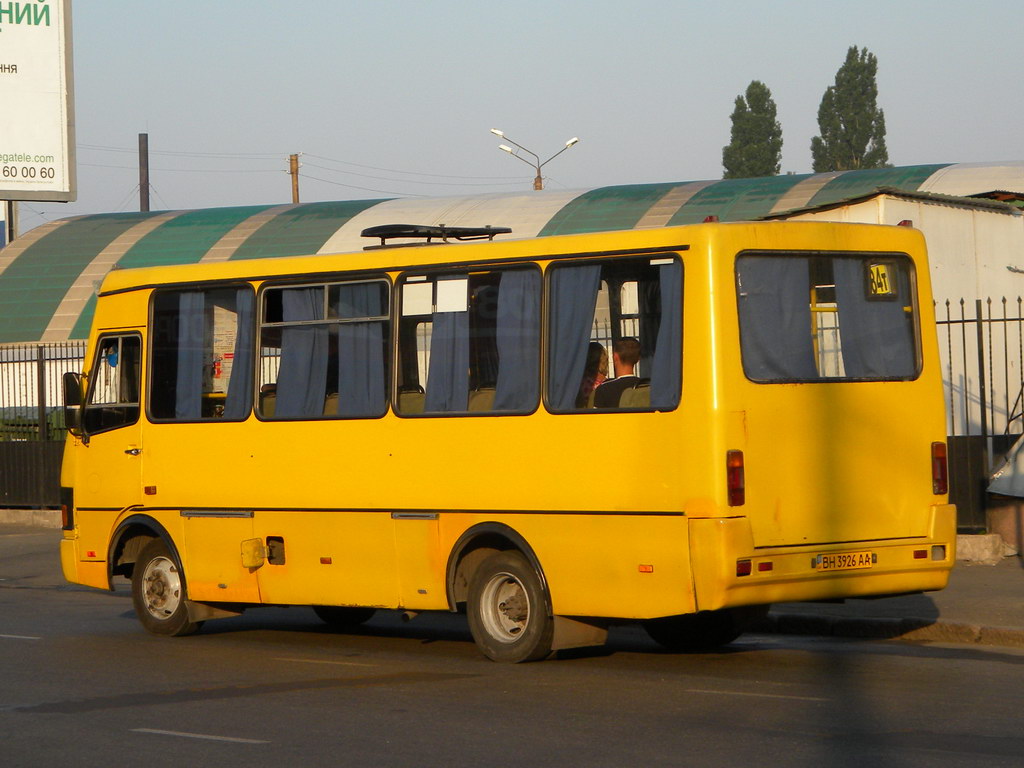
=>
[275,287,328,418]
[548,264,602,410]
[493,270,540,411]
[833,259,916,378]
[174,291,205,419]
[335,283,387,417]
[650,260,682,409]
[736,257,818,381]
[424,278,469,412]
[223,288,255,419]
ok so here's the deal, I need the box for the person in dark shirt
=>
[593,337,645,408]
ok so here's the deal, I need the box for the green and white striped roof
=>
[1,161,1022,344]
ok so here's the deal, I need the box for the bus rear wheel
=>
[313,606,376,630]
[131,538,202,637]
[467,551,554,663]
[644,606,767,652]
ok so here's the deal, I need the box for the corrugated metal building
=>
[3,161,1022,345]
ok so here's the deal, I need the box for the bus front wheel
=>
[131,538,202,637]
[467,551,553,663]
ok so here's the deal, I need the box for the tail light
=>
[931,442,948,495]
[60,486,74,530]
[727,450,745,506]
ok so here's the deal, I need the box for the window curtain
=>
[736,257,818,380]
[833,259,916,378]
[650,261,682,409]
[335,283,387,417]
[470,284,500,389]
[174,291,205,419]
[223,288,255,419]
[637,275,661,379]
[493,270,540,411]
[424,278,469,412]
[548,264,602,410]
[275,287,328,418]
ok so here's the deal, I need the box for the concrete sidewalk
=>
[762,555,1024,649]
[4,512,1023,650]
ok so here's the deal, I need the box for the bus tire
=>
[467,551,553,663]
[644,608,748,652]
[313,606,376,629]
[131,538,201,637]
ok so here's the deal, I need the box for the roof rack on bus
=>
[360,224,512,249]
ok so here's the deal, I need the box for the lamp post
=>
[490,129,579,191]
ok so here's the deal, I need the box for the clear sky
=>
[13,0,1024,233]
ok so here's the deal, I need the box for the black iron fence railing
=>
[0,342,85,507]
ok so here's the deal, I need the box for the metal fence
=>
[0,342,85,507]
[936,297,1024,529]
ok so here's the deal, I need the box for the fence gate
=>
[0,343,85,508]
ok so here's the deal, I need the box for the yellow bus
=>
[59,220,955,662]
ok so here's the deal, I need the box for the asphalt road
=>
[3,525,1023,768]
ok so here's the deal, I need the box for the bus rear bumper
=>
[689,504,957,612]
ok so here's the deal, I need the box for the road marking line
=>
[685,688,829,702]
[274,657,377,668]
[131,728,269,744]
[0,634,41,640]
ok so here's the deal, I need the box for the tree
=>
[722,81,783,179]
[811,46,889,172]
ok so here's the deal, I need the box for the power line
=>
[299,174,425,198]
[301,161,527,188]
[80,162,280,174]
[304,152,522,181]
[79,143,281,160]
[79,145,522,182]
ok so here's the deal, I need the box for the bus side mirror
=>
[63,371,86,440]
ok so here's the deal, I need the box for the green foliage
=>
[811,46,890,172]
[722,81,783,179]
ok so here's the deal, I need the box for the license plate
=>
[815,551,874,572]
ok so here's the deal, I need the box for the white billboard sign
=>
[0,0,76,202]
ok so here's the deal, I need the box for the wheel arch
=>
[107,514,182,590]
[445,522,551,616]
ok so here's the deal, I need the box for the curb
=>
[761,612,1024,649]
[0,509,61,528]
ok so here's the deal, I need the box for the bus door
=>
[77,332,145,514]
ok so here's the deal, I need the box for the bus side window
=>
[396,267,540,416]
[150,287,255,421]
[83,335,142,435]
[257,279,389,420]
[547,255,682,413]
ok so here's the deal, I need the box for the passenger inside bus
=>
[575,342,608,408]
[593,337,647,408]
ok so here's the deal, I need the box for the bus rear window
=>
[735,252,918,382]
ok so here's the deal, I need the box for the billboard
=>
[0,0,76,202]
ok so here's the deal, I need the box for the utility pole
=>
[139,133,150,212]
[2,201,17,244]
[289,153,300,204]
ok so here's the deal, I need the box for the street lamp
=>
[490,129,579,191]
